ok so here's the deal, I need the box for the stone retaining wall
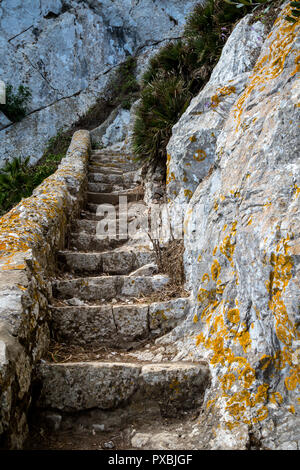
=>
[0,130,90,448]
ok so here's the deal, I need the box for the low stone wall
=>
[0,130,90,449]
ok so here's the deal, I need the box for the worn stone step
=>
[87,191,143,205]
[50,297,190,345]
[72,218,148,238]
[88,171,138,186]
[90,159,140,172]
[87,182,135,193]
[53,274,170,301]
[88,165,124,175]
[58,248,155,274]
[36,361,209,414]
[68,231,128,251]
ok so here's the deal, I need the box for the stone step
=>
[36,361,209,414]
[50,297,190,345]
[72,216,146,234]
[58,248,155,274]
[52,274,170,301]
[90,159,140,172]
[88,165,124,175]
[87,182,136,193]
[87,191,143,205]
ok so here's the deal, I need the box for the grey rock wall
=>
[0,130,90,448]
[166,4,300,449]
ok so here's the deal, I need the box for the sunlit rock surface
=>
[0,0,199,166]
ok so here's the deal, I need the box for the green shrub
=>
[0,133,68,215]
[285,0,300,22]
[0,83,31,122]
[111,56,140,109]
[133,0,250,165]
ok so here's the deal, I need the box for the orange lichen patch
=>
[291,53,300,76]
[189,135,197,142]
[239,366,256,389]
[166,171,176,185]
[193,314,199,323]
[212,246,218,256]
[237,327,251,353]
[202,273,210,283]
[253,384,269,405]
[193,149,206,162]
[206,398,216,409]
[183,208,193,235]
[169,379,180,394]
[211,259,221,281]
[184,189,193,200]
[197,253,202,262]
[166,153,172,185]
[254,305,261,320]
[284,368,299,391]
[234,5,300,130]
[220,373,236,392]
[211,86,236,109]
[213,200,219,211]
[253,405,269,423]
[227,308,240,324]
[246,216,252,226]
[289,405,295,414]
[197,287,216,305]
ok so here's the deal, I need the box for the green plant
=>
[111,56,140,109]
[0,157,33,215]
[285,1,300,22]
[0,83,31,122]
[0,134,68,215]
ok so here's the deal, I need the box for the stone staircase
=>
[25,149,210,450]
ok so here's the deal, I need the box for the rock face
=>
[0,131,90,448]
[0,0,199,166]
[166,4,300,449]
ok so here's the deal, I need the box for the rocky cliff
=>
[0,0,199,166]
[165,2,299,449]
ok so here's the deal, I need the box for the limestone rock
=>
[166,15,266,236]
[0,111,11,130]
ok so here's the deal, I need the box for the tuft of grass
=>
[0,157,33,215]
[134,73,192,163]
[0,83,31,122]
